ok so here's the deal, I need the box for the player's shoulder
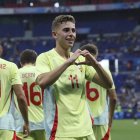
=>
[37,49,54,59]
[0,58,17,68]
[1,58,10,64]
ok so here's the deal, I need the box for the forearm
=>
[93,62,113,88]
[37,60,71,88]
[13,85,29,125]
[109,99,117,127]
[108,90,117,127]
[17,95,29,125]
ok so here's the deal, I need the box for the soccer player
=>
[0,58,29,140]
[35,15,113,140]
[80,44,117,140]
[14,49,46,140]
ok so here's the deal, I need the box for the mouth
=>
[68,40,74,44]
[66,39,75,44]
[67,41,75,47]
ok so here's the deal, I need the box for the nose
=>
[68,29,73,34]
[68,29,76,37]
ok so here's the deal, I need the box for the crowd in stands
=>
[1,31,140,119]
[0,1,140,119]
[81,32,140,119]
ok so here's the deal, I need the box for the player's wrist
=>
[66,58,74,65]
[91,61,100,68]
[24,120,29,125]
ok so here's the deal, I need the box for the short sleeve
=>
[10,63,22,85]
[85,65,96,81]
[35,53,51,79]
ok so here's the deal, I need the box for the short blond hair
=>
[52,15,75,31]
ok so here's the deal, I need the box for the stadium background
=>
[0,0,140,139]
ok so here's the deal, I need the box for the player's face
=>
[53,21,76,49]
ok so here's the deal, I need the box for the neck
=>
[55,45,70,59]
[22,63,34,67]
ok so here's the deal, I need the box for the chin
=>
[68,43,74,48]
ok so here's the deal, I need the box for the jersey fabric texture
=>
[16,129,46,140]
[92,125,111,140]
[0,58,21,130]
[14,65,45,132]
[86,60,115,125]
[54,133,96,140]
[0,130,14,140]
[36,49,96,138]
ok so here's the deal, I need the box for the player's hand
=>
[108,115,113,128]
[76,49,98,66]
[23,123,30,138]
[108,120,112,128]
[67,49,82,65]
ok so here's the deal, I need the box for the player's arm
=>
[80,50,113,89]
[13,84,29,137]
[37,61,71,88]
[91,64,113,89]
[37,49,81,88]
[107,89,117,128]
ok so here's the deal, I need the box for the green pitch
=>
[111,119,140,140]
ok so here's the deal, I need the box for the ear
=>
[52,31,57,39]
